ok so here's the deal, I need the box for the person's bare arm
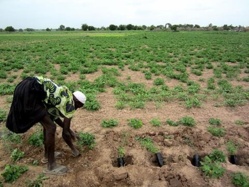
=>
[62,118,80,157]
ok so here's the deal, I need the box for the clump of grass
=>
[128,118,143,129]
[101,119,119,128]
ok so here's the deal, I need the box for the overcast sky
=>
[0,0,248,29]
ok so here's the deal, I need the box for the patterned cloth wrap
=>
[35,76,75,120]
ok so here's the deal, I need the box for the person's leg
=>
[43,126,48,159]
[40,115,56,170]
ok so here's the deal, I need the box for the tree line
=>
[1,23,248,32]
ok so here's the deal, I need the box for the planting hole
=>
[112,155,134,167]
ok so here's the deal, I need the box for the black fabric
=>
[6,77,47,133]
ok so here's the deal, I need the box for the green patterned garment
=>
[35,76,75,119]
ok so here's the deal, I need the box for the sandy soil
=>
[0,66,249,187]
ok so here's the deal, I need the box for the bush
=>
[208,149,226,163]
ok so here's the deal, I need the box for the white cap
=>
[73,91,86,104]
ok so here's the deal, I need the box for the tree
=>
[170,25,178,32]
[46,28,51,31]
[118,24,126,30]
[109,24,118,31]
[88,26,95,31]
[126,24,134,30]
[59,25,65,31]
[81,24,88,31]
[5,26,15,32]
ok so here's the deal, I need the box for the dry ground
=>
[0,66,249,187]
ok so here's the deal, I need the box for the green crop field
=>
[0,31,249,110]
[1,31,249,186]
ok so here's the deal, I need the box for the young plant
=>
[209,118,221,126]
[200,156,225,178]
[1,164,28,183]
[101,119,119,128]
[232,172,249,187]
[208,126,226,137]
[128,118,143,129]
[137,137,159,154]
[178,116,196,127]
[153,78,164,86]
[227,141,238,155]
[77,132,96,150]
[26,173,49,187]
[118,146,125,158]
[28,131,44,147]
[0,109,7,122]
[208,149,226,163]
[150,118,161,127]
[11,148,25,162]
[166,119,179,126]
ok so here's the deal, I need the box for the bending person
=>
[6,76,86,175]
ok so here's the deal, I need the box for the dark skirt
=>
[6,77,47,133]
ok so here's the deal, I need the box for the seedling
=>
[128,118,143,129]
[232,172,249,187]
[200,156,225,178]
[1,164,28,183]
[118,146,125,158]
[227,141,238,155]
[26,173,49,187]
[101,119,119,128]
[166,119,179,126]
[208,149,226,163]
[235,120,245,126]
[0,109,7,122]
[178,116,196,127]
[208,126,226,137]
[11,148,25,162]
[209,118,221,126]
[28,131,44,147]
[137,137,159,154]
[150,118,161,127]
[77,132,96,150]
